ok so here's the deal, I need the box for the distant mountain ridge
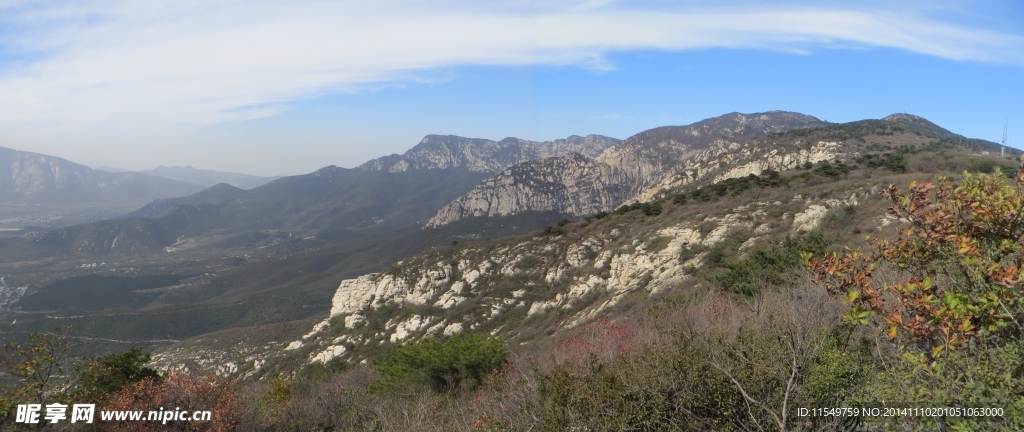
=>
[358,134,620,173]
[426,111,827,227]
[0,146,205,203]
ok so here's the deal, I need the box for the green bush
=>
[859,341,1024,430]
[673,170,789,205]
[704,231,833,295]
[614,202,662,216]
[544,219,571,235]
[536,341,743,431]
[812,160,853,178]
[75,346,161,399]
[810,169,1024,429]
[544,224,565,235]
[373,333,508,395]
[857,152,907,173]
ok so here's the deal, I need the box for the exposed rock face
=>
[712,141,842,183]
[426,153,628,223]
[328,263,455,317]
[0,146,204,203]
[426,111,828,227]
[310,345,346,364]
[791,195,859,233]
[792,205,829,232]
[357,134,620,174]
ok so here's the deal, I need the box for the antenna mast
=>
[1003,120,1008,157]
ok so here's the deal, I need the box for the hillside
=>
[150,114,1021,377]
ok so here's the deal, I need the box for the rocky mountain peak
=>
[357,134,620,174]
[882,113,927,122]
[607,111,825,153]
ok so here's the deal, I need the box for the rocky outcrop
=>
[425,153,629,224]
[792,205,829,232]
[426,111,828,227]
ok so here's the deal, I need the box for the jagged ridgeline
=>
[426,111,828,227]
[151,112,1020,377]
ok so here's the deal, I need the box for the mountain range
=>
[0,134,619,259]
[3,110,1020,377]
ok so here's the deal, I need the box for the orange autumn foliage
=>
[810,155,1024,361]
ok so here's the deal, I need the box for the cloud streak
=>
[0,0,1021,136]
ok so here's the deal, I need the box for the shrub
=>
[543,218,572,235]
[672,170,790,206]
[812,160,853,178]
[702,231,833,295]
[535,289,868,431]
[75,346,162,401]
[614,202,662,216]
[373,333,509,395]
[857,152,907,173]
[860,340,1024,430]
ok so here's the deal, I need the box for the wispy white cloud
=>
[0,0,1020,145]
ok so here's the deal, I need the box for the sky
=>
[0,0,1022,176]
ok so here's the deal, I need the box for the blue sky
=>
[0,1,1022,176]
